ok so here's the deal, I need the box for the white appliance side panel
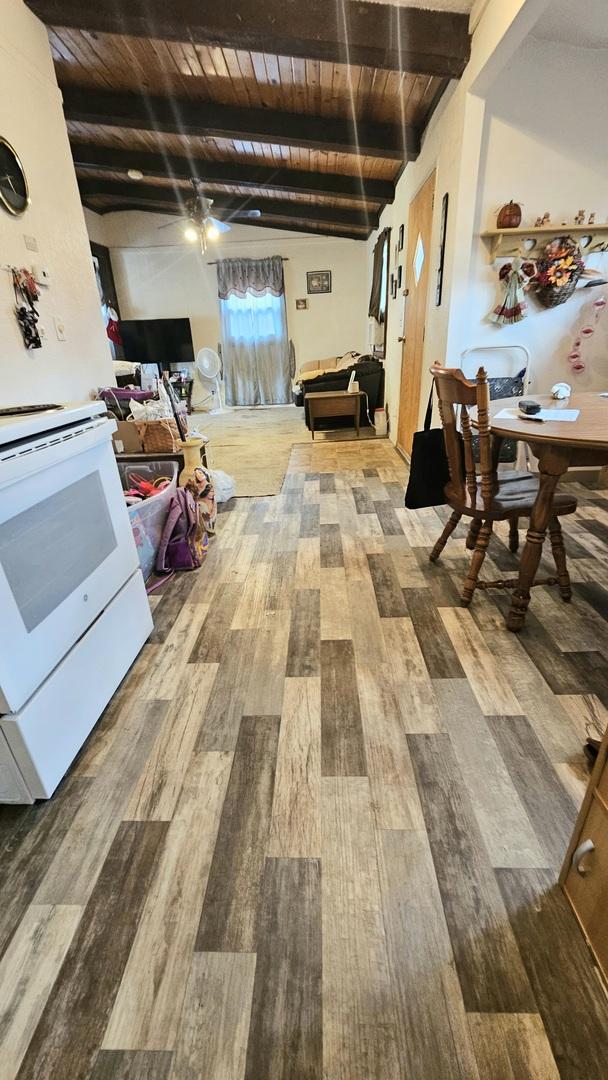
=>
[0,569,153,801]
[0,430,139,714]
[0,731,34,803]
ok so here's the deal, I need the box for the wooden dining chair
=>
[429,365,577,606]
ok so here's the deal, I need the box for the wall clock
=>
[0,137,29,216]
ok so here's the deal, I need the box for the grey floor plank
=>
[244,858,322,1080]
[189,582,242,662]
[352,487,376,515]
[196,716,280,952]
[16,821,167,1080]
[300,504,320,538]
[408,733,535,1013]
[367,553,409,618]
[321,639,367,777]
[488,715,577,868]
[374,502,404,536]
[320,523,344,568]
[497,868,608,1079]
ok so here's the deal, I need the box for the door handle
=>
[571,838,595,876]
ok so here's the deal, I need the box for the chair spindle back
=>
[430,365,494,503]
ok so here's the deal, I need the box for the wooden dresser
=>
[561,727,608,984]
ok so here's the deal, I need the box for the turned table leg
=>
[506,446,570,631]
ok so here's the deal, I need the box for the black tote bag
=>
[404,385,451,509]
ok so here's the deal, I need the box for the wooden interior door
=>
[396,170,436,457]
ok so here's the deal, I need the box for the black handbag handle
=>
[423,382,434,431]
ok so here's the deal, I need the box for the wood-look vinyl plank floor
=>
[1,447,607,1078]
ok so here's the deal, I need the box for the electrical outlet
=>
[54,316,66,341]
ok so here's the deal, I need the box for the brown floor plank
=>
[91,1051,173,1079]
[267,678,322,858]
[195,629,257,751]
[196,716,280,952]
[16,821,167,1080]
[467,1014,559,1080]
[244,858,322,1080]
[286,588,321,677]
[170,953,256,1080]
[189,583,242,662]
[0,776,89,962]
[409,733,535,1013]
[403,589,465,678]
[103,752,232,1051]
[321,639,367,777]
[497,869,608,1079]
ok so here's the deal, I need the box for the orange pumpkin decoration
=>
[497,201,522,229]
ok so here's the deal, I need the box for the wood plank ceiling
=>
[27,1,471,240]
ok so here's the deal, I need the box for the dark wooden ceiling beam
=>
[70,142,395,204]
[62,88,416,161]
[77,178,379,229]
[27,1,470,77]
[83,199,369,241]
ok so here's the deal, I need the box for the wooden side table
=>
[305,389,364,440]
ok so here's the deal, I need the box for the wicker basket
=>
[135,417,181,453]
[534,273,580,308]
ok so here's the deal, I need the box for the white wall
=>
[86,211,369,369]
[0,0,112,406]
[467,34,608,394]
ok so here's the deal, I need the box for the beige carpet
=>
[191,404,378,496]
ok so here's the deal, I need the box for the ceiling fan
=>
[158,178,261,252]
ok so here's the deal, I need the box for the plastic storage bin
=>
[117,461,178,581]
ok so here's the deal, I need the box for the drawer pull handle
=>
[572,838,595,876]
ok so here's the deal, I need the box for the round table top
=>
[486,392,608,450]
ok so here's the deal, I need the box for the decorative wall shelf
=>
[480,224,608,261]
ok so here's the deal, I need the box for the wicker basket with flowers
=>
[533,235,584,308]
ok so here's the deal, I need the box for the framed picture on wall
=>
[307,270,332,294]
[295,298,308,310]
[398,224,404,251]
[436,192,449,306]
[397,264,403,290]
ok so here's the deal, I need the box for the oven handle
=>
[0,419,116,491]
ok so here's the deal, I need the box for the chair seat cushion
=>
[446,476,577,518]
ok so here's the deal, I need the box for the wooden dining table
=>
[483,392,608,630]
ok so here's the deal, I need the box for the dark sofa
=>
[296,357,385,430]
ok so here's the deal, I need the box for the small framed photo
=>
[390,273,397,300]
[398,224,404,251]
[394,242,399,267]
[397,264,403,290]
[306,270,331,294]
[295,297,308,310]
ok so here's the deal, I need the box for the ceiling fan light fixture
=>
[206,222,220,241]
[184,225,198,243]
[127,168,144,181]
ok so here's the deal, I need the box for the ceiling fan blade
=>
[235,209,262,219]
[209,216,231,234]
[157,218,186,231]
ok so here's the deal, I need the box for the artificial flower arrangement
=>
[533,236,585,307]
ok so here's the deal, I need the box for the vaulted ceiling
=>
[26,1,471,240]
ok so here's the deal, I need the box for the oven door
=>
[0,419,140,714]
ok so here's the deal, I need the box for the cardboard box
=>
[112,420,144,454]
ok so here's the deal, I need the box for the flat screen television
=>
[120,317,194,371]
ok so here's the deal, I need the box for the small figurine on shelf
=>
[541,212,551,225]
[574,210,586,225]
[535,216,544,227]
[588,212,596,225]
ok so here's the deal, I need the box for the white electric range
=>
[0,401,153,802]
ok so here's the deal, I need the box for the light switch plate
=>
[54,316,66,341]
[24,235,38,252]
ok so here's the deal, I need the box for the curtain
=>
[368,228,390,323]
[217,255,291,406]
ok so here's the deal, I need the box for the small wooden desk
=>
[486,392,608,630]
[306,389,364,440]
